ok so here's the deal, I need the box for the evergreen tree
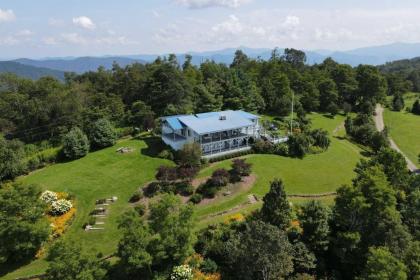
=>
[62,127,90,159]
[225,220,294,280]
[89,118,117,149]
[359,247,407,280]
[260,179,291,229]
[299,200,331,255]
[392,94,405,111]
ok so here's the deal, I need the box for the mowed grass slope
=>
[3,114,363,279]
[195,113,363,221]
[384,92,420,166]
[2,138,172,280]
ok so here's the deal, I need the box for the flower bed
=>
[48,206,76,238]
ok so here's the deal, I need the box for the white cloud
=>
[16,29,34,37]
[212,15,243,35]
[0,36,19,45]
[61,33,88,44]
[42,37,58,45]
[0,8,15,22]
[282,16,300,28]
[72,16,95,30]
[48,18,65,27]
[175,0,250,9]
[54,32,135,46]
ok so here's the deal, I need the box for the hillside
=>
[379,56,420,73]
[15,42,420,71]
[0,61,65,80]
[14,57,147,74]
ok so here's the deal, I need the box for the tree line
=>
[2,48,409,181]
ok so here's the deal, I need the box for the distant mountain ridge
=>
[13,57,147,74]
[3,42,420,80]
[0,61,65,80]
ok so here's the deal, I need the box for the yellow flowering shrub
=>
[184,253,204,268]
[289,219,302,233]
[193,270,221,280]
[223,213,245,224]
[56,192,69,200]
[48,203,76,237]
[35,246,46,259]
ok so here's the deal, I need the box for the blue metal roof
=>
[176,110,258,134]
[195,112,220,118]
[165,116,183,130]
[236,110,259,120]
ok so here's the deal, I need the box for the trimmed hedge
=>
[208,149,253,163]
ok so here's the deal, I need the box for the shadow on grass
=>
[0,259,34,278]
[137,136,168,158]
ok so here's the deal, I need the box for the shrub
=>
[189,193,203,204]
[370,131,389,152]
[252,139,274,154]
[88,118,117,149]
[129,190,144,203]
[156,165,178,181]
[197,183,219,198]
[177,142,202,167]
[310,129,330,149]
[40,190,58,204]
[308,145,324,154]
[209,169,230,187]
[134,204,146,216]
[27,156,41,171]
[175,181,194,196]
[230,159,252,182]
[177,166,199,181]
[161,183,177,194]
[273,142,289,156]
[412,99,420,115]
[157,149,174,160]
[201,258,218,273]
[62,127,90,159]
[0,137,26,181]
[50,199,72,216]
[171,264,194,280]
[143,182,161,197]
[287,133,313,158]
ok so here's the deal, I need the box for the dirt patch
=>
[197,174,257,206]
[191,177,208,188]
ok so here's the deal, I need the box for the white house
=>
[161,110,261,158]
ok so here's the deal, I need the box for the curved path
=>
[374,104,419,173]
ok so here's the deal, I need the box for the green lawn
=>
[2,113,364,279]
[1,138,172,280]
[384,92,420,165]
[194,113,363,225]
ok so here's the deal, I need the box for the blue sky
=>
[1,0,420,58]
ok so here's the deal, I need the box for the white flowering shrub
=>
[171,265,193,280]
[50,199,73,215]
[40,190,58,204]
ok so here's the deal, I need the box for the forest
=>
[0,48,419,280]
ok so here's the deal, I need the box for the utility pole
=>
[290,90,294,135]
